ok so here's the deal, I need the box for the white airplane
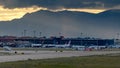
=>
[88,45,106,50]
[55,41,71,48]
[31,41,44,48]
[72,45,85,51]
[3,46,12,51]
[43,44,56,48]
[31,44,43,47]
[43,41,71,48]
[111,45,120,48]
[2,46,23,54]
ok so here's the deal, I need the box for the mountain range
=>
[0,9,120,38]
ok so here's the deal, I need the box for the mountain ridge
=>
[0,9,120,38]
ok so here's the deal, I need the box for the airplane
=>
[2,46,24,54]
[43,44,56,48]
[111,45,120,48]
[55,41,71,48]
[31,41,44,48]
[44,41,71,48]
[31,44,43,48]
[3,46,12,51]
[88,45,106,50]
[72,45,85,51]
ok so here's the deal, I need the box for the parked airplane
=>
[72,45,85,51]
[88,45,106,50]
[2,46,24,54]
[3,46,12,51]
[55,41,71,48]
[43,44,56,48]
[31,41,44,48]
[31,44,43,47]
[111,45,120,48]
[43,41,71,48]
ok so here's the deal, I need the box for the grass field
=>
[0,55,120,68]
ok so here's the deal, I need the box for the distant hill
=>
[0,9,120,38]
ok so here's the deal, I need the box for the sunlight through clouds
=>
[67,8,106,14]
[0,6,47,21]
[51,8,106,14]
[0,6,106,21]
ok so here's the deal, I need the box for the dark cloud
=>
[0,0,120,9]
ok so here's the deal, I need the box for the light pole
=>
[33,30,36,38]
[97,39,99,50]
[39,32,42,38]
[117,33,120,40]
[80,33,83,46]
[24,30,27,37]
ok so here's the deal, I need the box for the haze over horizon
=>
[0,0,120,39]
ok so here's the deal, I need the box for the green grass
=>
[0,56,120,68]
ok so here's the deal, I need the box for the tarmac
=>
[0,50,120,63]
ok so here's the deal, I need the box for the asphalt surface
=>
[0,50,120,63]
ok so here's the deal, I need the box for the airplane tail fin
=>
[68,40,71,45]
[66,40,71,46]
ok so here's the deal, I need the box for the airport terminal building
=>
[0,36,114,47]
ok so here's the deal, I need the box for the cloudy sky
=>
[0,0,120,21]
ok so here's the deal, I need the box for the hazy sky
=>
[0,0,120,21]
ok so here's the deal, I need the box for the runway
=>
[0,50,120,63]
